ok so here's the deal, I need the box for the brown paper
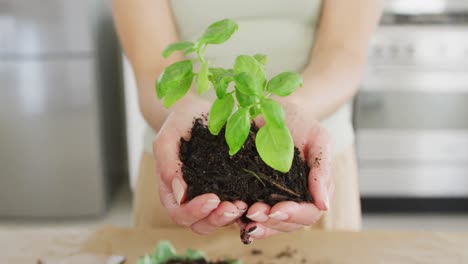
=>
[80,225,468,264]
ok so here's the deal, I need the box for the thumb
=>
[153,122,187,207]
[306,125,332,211]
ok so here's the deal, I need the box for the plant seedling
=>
[137,241,242,264]
[156,19,303,173]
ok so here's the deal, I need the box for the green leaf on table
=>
[256,124,294,172]
[233,55,266,88]
[152,241,178,264]
[197,62,210,94]
[261,99,286,127]
[208,93,235,135]
[253,53,268,65]
[184,248,207,260]
[199,19,238,45]
[209,67,234,98]
[234,72,261,96]
[136,255,151,264]
[226,108,251,155]
[136,240,241,264]
[226,259,244,264]
[267,72,303,97]
[235,89,257,107]
[162,41,194,58]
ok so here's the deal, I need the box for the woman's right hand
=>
[153,96,248,235]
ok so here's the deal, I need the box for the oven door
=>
[355,88,468,199]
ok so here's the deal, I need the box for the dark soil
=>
[180,119,312,216]
[275,246,297,259]
[250,249,263,255]
[165,259,229,264]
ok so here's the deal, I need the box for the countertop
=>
[0,228,97,264]
[3,225,468,264]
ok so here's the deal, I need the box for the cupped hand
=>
[153,96,247,235]
[241,101,334,241]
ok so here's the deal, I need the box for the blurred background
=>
[1,0,468,231]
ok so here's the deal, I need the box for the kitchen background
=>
[1,0,468,231]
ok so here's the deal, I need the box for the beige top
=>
[144,0,354,157]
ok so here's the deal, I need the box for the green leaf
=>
[137,240,240,264]
[209,67,234,99]
[162,41,194,58]
[197,62,210,94]
[209,67,230,77]
[235,89,256,107]
[163,74,193,108]
[208,93,235,135]
[153,241,177,263]
[136,255,152,264]
[215,79,231,98]
[184,46,197,56]
[226,260,244,264]
[156,60,193,100]
[261,99,286,127]
[199,19,238,45]
[226,108,251,155]
[233,55,266,87]
[155,74,164,99]
[250,104,261,118]
[184,249,207,260]
[256,124,294,172]
[267,72,303,97]
[234,72,261,96]
[253,53,268,65]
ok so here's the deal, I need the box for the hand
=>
[241,101,334,241]
[153,96,247,234]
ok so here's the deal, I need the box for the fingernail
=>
[248,226,265,237]
[223,211,240,218]
[172,178,185,205]
[201,199,220,213]
[237,206,248,214]
[323,192,330,210]
[107,255,126,264]
[321,182,330,210]
[268,211,289,221]
[241,228,252,245]
[246,211,269,222]
[246,211,259,218]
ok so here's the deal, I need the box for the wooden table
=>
[2,225,468,264]
[0,228,92,263]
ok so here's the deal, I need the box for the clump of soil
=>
[165,259,229,264]
[275,246,297,259]
[180,118,312,212]
[250,249,263,255]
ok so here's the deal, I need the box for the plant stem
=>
[196,45,206,64]
[256,171,301,198]
[242,168,266,187]
[242,166,301,198]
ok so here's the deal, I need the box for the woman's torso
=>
[144,0,354,156]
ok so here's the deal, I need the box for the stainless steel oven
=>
[355,0,468,211]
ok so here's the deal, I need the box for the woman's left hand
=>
[240,101,334,242]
